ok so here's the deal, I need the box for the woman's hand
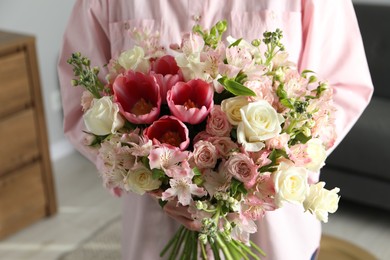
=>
[148,190,201,231]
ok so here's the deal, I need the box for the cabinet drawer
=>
[0,162,46,239]
[0,51,32,118]
[0,108,39,176]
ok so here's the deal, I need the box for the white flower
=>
[118,46,150,73]
[305,138,327,172]
[237,100,284,152]
[83,96,125,135]
[221,96,249,126]
[124,164,161,195]
[274,161,309,206]
[303,182,340,223]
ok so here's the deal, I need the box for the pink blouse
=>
[58,1,373,259]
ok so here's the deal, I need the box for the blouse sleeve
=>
[57,0,110,163]
[299,0,374,153]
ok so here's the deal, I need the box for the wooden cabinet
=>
[0,30,57,239]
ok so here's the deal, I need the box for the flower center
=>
[183,99,197,110]
[131,98,154,115]
[159,131,182,147]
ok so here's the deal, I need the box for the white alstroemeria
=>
[304,138,327,172]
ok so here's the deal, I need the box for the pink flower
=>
[151,55,183,103]
[208,136,238,158]
[81,91,94,111]
[288,143,311,166]
[244,77,276,105]
[167,79,214,124]
[192,140,218,169]
[243,172,277,220]
[225,153,258,189]
[193,131,212,144]
[152,55,180,76]
[202,168,232,198]
[162,162,207,206]
[148,146,189,170]
[143,115,190,151]
[206,105,232,137]
[113,70,161,124]
[265,133,290,150]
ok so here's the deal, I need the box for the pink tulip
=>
[113,70,161,124]
[167,79,214,124]
[151,55,183,103]
[143,115,190,151]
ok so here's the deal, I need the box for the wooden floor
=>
[0,151,389,260]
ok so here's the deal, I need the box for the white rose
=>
[305,138,327,172]
[237,100,284,152]
[118,46,150,73]
[303,182,340,223]
[125,164,162,195]
[84,96,125,135]
[274,161,309,207]
[221,96,249,126]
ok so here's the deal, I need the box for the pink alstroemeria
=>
[162,176,207,206]
[148,146,189,171]
[167,79,214,124]
[113,70,161,124]
[143,115,190,151]
[151,55,183,103]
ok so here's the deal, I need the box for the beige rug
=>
[59,217,377,260]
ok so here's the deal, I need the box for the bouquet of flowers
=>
[68,20,340,259]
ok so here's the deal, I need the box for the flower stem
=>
[168,226,186,260]
[216,234,233,260]
[234,240,260,260]
[200,242,208,260]
[250,240,267,257]
[160,226,184,257]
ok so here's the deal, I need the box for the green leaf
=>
[293,132,312,144]
[276,83,287,99]
[280,98,294,109]
[218,77,256,97]
[152,168,165,180]
[228,38,243,48]
[141,156,150,168]
[230,179,247,197]
[158,199,168,208]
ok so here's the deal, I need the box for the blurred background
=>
[0,0,389,259]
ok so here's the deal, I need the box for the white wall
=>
[0,0,76,160]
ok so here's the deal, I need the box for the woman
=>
[58,1,373,259]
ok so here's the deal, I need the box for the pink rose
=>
[208,136,238,158]
[143,115,190,151]
[113,70,161,124]
[206,105,232,137]
[193,131,212,144]
[225,153,258,189]
[167,79,214,124]
[192,140,218,169]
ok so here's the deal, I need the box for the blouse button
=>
[192,14,202,22]
[124,22,130,30]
